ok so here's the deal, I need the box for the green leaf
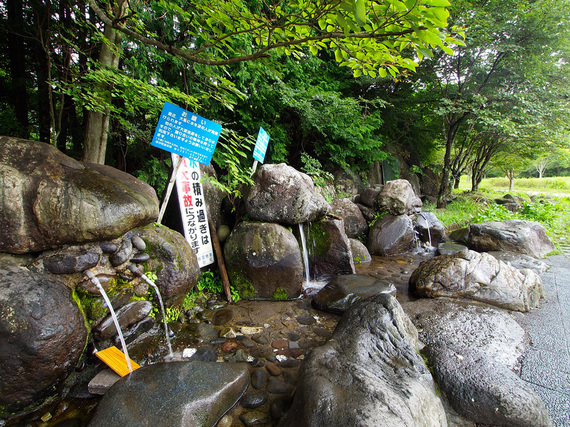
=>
[354,0,367,27]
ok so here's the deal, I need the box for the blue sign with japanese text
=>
[253,127,270,163]
[151,102,222,165]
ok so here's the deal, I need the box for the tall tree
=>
[428,0,570,206]
[80,0,461,163]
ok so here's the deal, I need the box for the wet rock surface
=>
[224,221,304,299]
[0,137,158,254]
[0,254,88,417]
[376,179,422,215]
[330,197,368,238]
[410,249,545,312]
[454,219,556,259]
[281,294,447,427]
[89,361,250,427]
[367,213,417,256]
[312,274,396,314]
[245,163,331,224]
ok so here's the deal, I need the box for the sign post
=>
[150,101,222,267]
[251,127,270,174]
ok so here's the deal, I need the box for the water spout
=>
[84,270,133,374]
[127,265,173,358]
[298,223,311,284]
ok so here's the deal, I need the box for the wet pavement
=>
[518,254,570,427]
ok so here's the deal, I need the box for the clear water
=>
[139,274,174,358]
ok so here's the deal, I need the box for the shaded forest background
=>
[1,0,569,207]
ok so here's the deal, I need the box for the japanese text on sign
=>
[152,102,222,165]
[253,127,270,163]
[173,154,214,267]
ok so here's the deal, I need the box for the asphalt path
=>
[518,254,570,426]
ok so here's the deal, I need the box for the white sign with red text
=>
[172,154,214,267]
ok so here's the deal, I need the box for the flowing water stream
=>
[84,270,133,374]
[140,274,174,358]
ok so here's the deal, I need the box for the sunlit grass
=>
[424,177,570,250]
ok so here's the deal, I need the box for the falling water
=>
[298,223,311,284]
[84,270,133,374]
[128,265,173,358]
[418,213,433,248]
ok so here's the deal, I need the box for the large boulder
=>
[312,274,396,314]
[281,294,447,426]
[330,198,368,239]
[424,344,551,426]
[132,224,201,307]
[0,137,159,254]
[245,163,331,224]
[456,220,555,259]
[376,179,422,215]
[89,361,249,426]
[409,249,545,312]
[224,221,303,299]
[0,254,88,418]
[301,219,356,281]
[402,298,551,426]
[414,211,445,247]
[367,214,417,256]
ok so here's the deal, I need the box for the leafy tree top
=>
[88,0,463,78]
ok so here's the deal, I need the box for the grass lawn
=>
[424,176,570,252]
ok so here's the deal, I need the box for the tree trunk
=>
[83,1,126,164]
[7,0,29,138]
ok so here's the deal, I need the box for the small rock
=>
[241,392,268,409]
[212,309,234,326]
[253,334,269,344]
[251,369,267,389]
[182,348,197,359]
[209,337,227,346]
[239,410,270,426]
[271,339,289,349]
[188,347,218,362]
[287,332,301,341]
[88,369,121,395]
[265,362,281,376]
[296,313,315,325]
[100,242,118,254]
[220,327,238,338]
[130,252,150,263]
[110,238,133,267]
[131,235,146,251]
[197,323,218,342]
[267,377,291,394]
[222,341,238,352]
[270,396,292,420]
[241,326,263,335]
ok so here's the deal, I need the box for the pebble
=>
[130,252,150,263]
[100,242,118,254]
[251,369,267,389]
[222,341,238,352]
[287,332,301,341]
[278,358,300,368]
[266,377,291,394]
[296,313,315,325]
[240,392,268,409]
[265,362,281,376]
[131,235,146,251]
[270,396,292,420]
[271,339,289,349]
[188,347,217,362]
[239,410,270,426]
[197,323,218,342]
[212,309,234,325]
[252,333,269,345]
[209,337,227,346]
